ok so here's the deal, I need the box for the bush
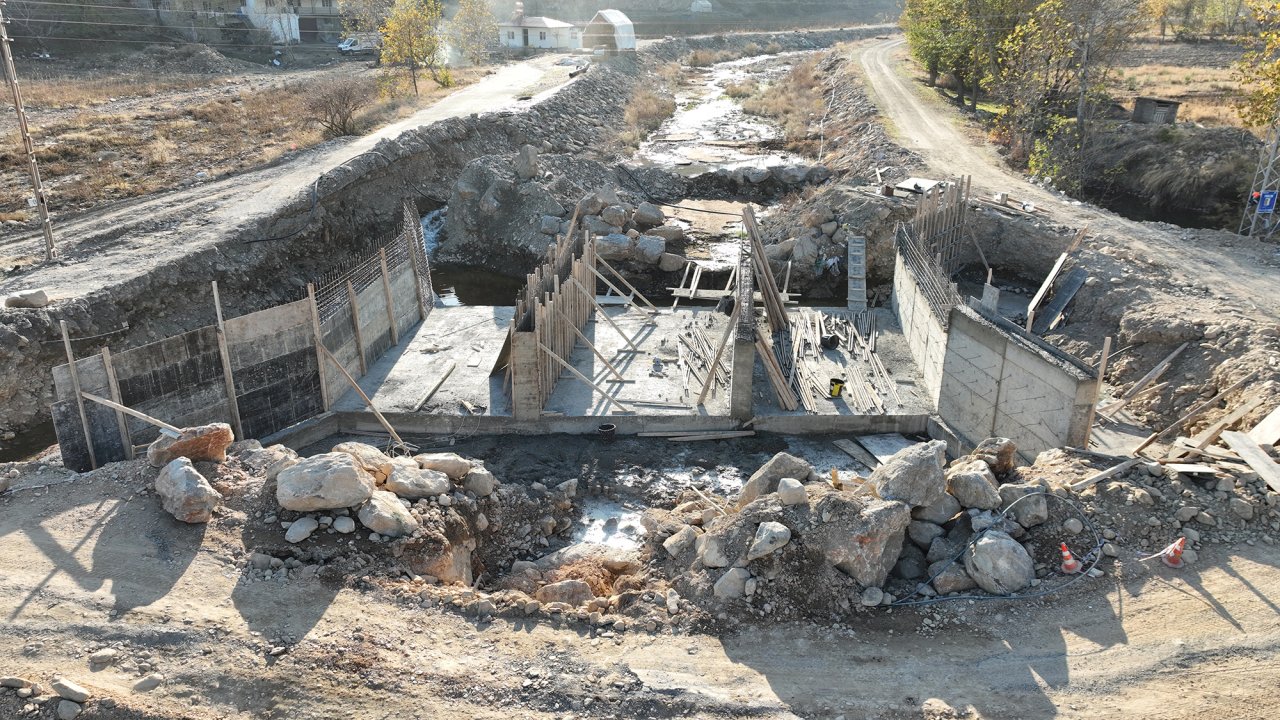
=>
[304,78,372,138]
[723,79,758,99]
[621,89,676,147]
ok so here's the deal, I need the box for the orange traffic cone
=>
[1160,537,1187,569]
[1059,543,1082,574]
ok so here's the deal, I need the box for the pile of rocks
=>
[143,422,235,524]
[1,675,99,719]
[642,437,1065,619]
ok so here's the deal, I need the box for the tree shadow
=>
[718,585,1128,718]
[2,482,203,620]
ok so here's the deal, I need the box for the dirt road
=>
[859,38,1280,322]
[0,55,573,298]
[3,453,1280,719]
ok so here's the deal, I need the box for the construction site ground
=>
[3,32,1280,720]
[1,436,1278,720]
[332,305,928,421]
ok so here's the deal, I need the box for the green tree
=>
[379,0,450,96]
[449,0,497,65]
[1235,0,1280,126]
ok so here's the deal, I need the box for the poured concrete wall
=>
[891,252,945,406]
[938,305,1096,460]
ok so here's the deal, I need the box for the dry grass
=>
[1111,64,1244,128]
[742,59,826,155]
[0,68,483,215]
[619,89,676,147]
[20,75,210,110]
[723,79,758,99]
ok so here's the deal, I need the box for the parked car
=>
[338,35,379,56]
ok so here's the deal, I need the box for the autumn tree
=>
[1235,0,1280,127]
[379,0,450,96]
[449,0,497,65]
[340,0,396,35]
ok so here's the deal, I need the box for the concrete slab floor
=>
[333,304,931,421]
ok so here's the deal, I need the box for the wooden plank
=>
[1133,369,1258,455]
[379,247,399,346]
[668,431,756,442]
[1247,404,1280,446]
[855,434,918,463]
[1167,395,1266,460]
[1068,457,1142,491]
[1221,431,1280,493]
[1025,255,1068,327]
[317,341,407,449]
[1082,336,1111,448]
[596,257,660,314]
[695,302,740,407]
[81,392,181,437]
[554,306,626,382]
[1162,463,1222,476]
[537,341,629,413]
[306,283,332,411]
[99,347,133,460]
[1032,268,1087,335]
[211,282,244,440]
[59,320,97,470]
[833,438,880,469]
[568,277,643,353]
[411,361,456,412]
[346,280,367,376]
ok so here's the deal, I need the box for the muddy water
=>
[635,53,807,176]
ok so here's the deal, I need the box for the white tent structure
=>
[583,9,636,51]
[690,0,713,12]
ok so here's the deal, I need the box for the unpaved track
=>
[2,473,1280,719]
[860,38,1280,322]
[0,55,571,297]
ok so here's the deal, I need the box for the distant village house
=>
[498,2,581,50]
[583,9,635,51]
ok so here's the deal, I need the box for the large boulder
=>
[596,233,633,261]
[515,144,539,180]
[973,438,1018,476]
[276,453,376,511]
[600,204,629,227]
[911,491,960,524]
[533,543,642,575]
[945,460,1001,510]
[870,441,947,507]
[358,490,420,538]
[647,225,685,242]
[385,465,451,500]
[535,579,595,606]
[5,288,50,308]
[414,452,472,480]
[776,478,807,506]
[893,542,928,580]
[808,496,911,587]
[929,560,978,594]
[907,520,944,550]
[154,458,221,523]
[746,521,791,561]
[146,423,233,468]
[634,235,666,264]
[964,531,1035,595]
[737,452,813,508]
[713,567,751,599]
[463,468,497,497]
[331,442,393,483]
[632,202,665,228]
[998,483,1049,528]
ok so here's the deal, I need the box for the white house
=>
[583,9,635,51]
[239,0,300,43]
[498,2,581,50]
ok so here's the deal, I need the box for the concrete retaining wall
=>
[891,252,946,406]
[52,239,427,471]
[938,304,1096,460]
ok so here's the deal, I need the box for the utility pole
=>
[1240,108,1280,243]
[0,0,56,261]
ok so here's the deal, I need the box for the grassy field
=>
[1110,64,1244,127]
